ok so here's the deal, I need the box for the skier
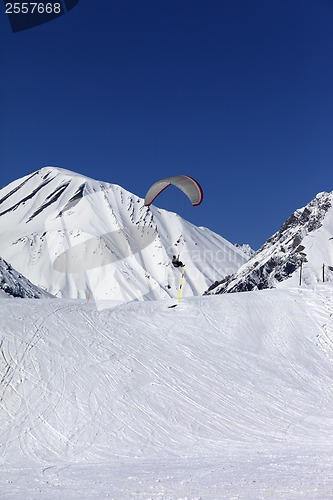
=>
[172,255,185,268]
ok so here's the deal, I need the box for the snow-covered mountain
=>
[206,191,333,294]
[0,256,51,298]
[0,167,247,304]
[234,242,256,258]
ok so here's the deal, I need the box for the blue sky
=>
[1,0,333,249]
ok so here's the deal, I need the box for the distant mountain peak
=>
[234,243,256,258]
[38,165,92,180]
[206,191,333,294]
[266,191,332,247]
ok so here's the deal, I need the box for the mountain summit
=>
[0,167,247,304]
[206,191,333,294]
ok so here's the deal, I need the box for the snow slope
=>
[207,191,333,294]
[0,167,247,304]
[1,285,333,498]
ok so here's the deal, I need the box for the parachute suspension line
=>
[177,266,185,303]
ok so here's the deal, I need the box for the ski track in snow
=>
[0,285,333,498]
[305,286,333,364]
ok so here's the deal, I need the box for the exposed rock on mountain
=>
[0,256,51,298]
[206,191,333,294]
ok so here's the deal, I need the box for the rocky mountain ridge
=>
[206,191,333,294]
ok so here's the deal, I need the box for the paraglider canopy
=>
[144,175,203,207]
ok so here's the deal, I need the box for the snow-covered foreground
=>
[1,285,333,498]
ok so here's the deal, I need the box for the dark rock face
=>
[0,257,51,298]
